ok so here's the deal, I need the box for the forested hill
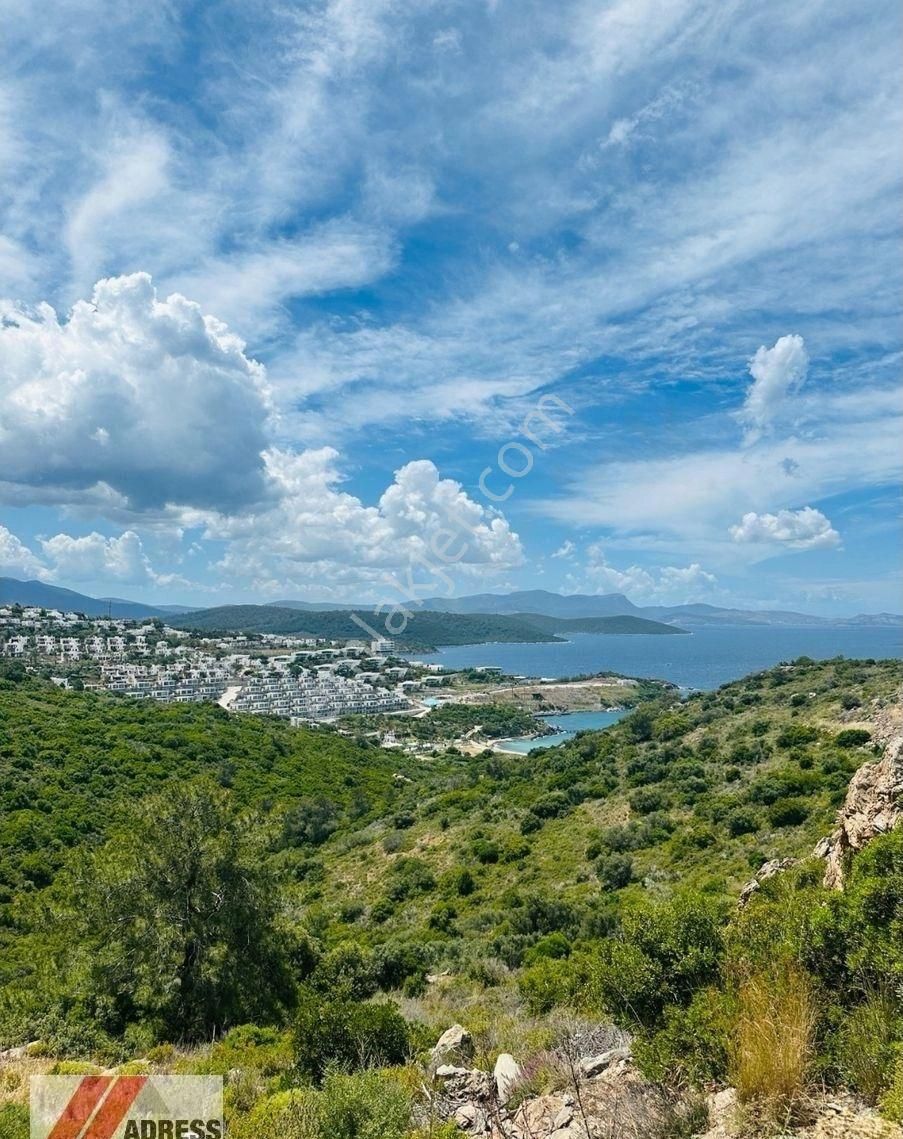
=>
[1,658,902,1138]
[0,674,421,905]
[171,605,561,647]
[517,613,687,635]
[169,606,686,646]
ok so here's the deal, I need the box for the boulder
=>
[737,858,796,907]
[430,1023,474,1066]
[493,1052,522,1104]
[576,1046,631,1079]
[818,734,903,889]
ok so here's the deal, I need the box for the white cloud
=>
[552,540,576,559]
[740,334,809,442]
[0,273,271,513]
[541,384,902,558]
[40,530,157,583]
[730,507,840,550]
[194,450,523,594]
[583,545,717,602]
[0,524,47,579]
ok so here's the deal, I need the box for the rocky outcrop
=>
[427,1026,696,1139]
[738,858,796,908]
[817,734,903,889]
[431,1023,475,1068]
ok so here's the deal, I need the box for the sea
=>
[414,624,903,692]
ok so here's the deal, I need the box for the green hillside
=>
[171,605,561,649]
[517,613,688,635]
[1,657,901,1137]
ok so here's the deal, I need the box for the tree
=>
[36,780,295,1042]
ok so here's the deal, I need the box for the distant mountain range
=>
[2,578,900,631]
[0,577,177,619]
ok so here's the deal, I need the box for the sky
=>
[0,0,901,615]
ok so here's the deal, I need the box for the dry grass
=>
[730,964,815,1124]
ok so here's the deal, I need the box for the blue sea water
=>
[415,624,903,692]
[497,709,628,753]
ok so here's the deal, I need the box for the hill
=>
[170,605,562,649]
[517,613,688,636]
[0,657,902,1136]
[0,577,169,619]
[412,589,642,617]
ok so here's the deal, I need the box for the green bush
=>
[311,942,377,1000]
[776,724,818,748]
[293,992,410,1081]
[0,1104,28,1139]
[881,1051,903,1123]
[835,994,900,1103]
[589,895,725,1027]
[768,798,811,827]
[596,852,634,891]
[633,987,732,1084]
[835,728,872,749]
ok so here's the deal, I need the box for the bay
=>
[414,624,903,691]
[496,708,628,754]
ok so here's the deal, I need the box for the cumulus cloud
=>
[729,507,840,550]
[40,530,158,584]
[584,545,716,602]
[740,334,809,442]
[0,524,47,579]
[0,273,271,514]
[196,450,523,592]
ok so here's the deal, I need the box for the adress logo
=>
[31,1075,223,1139]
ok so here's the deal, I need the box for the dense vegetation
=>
[340,701,541,742]
[170,606,561,649]
[513,613,687,636]
[169,605,687,646]
[0,656,900,1137]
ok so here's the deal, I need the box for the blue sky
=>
[0,0,900,614]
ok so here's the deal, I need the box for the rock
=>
[435,1064,471,1080]
[0,1045,26,1060]
[431,1023,475,1066]
[512,1094,569,1137]
[818,734,903,889]
[577,1047,631,1078]
[698,1087,736,1139]
[453,1102,488,1132]
[493,1053,522,1105]
[738,858,796,907]
[553,1105,574,1129]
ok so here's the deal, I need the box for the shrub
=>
[523,932,571,964]
[634,988,732,1084]
[725,808,759,837]
[311,942,377,1000]
[518,956,577,1014]
[882,1052,903,1123]
[730,965,814,1119]
[386,858,435,901]
[313,1069,412,1139]
[471,839,499,864]
[835,728,872,749]
[776,724,818,749]
[0,1104,28,1139]
[590,895,725,1027]
[835,993,900,1103]
[596,853,634,891]
[768,798,811,827]
[293,992,410,1081]
[629,788,668,815]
